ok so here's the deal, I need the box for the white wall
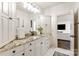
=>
[44,2,79,48]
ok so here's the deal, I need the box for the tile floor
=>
[45,47,74,56]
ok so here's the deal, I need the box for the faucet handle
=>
[15,35,19,40]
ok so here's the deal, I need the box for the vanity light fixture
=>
[23,2,40,13]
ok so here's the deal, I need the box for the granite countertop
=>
[0,35,45,53]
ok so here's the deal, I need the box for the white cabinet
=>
[25,37,49,56]
[0,2,2,13]
[18,28,25,39]
[8,2,16,17]
[35,39,41,56]
[35,37,49,56]
[0,49,14,56]
[2,15,9,45]
[0,45,24,56]
[0,15,3,47]
[2,2,9,15]
[12,45,24,55]
[24,42,30,49]
[16,51,25,56]
[9,19,16,43]
[40,37,49,56]
[25,41,35,56]
[2,2,16,17]
[40,38,46,55]
[0,14,16,48]
[0,37,49,56]
[0,2,16,48]
[25,46,35,56]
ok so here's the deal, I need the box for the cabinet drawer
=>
[24,41,35,49]
[24,43,30,49]
[25,46,35,56]
[0,50,14,56]
[16,51,25,56]
[12,45,24,55]
[0,45,24,56]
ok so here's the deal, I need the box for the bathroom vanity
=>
[0,36,49,56]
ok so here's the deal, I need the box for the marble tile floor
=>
[45,47,74,56]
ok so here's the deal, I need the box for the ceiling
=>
[34,2,64,10]
[16,2,66,13]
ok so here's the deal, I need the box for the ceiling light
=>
[23,2,40,13]
[23,2,29,8]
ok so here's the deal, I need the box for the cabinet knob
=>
[30,43,32,45]
[22,53,25,56]
[12,50,15,53]
[29,49,32,52]
[41,42,43,44]
[70,35,75,38]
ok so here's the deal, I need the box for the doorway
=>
[57,10,75,56]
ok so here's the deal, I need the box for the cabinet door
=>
[18,28,25,39]
[25,46,35,56]
[24,42,31,49]
[25,41,35,56]
[15,51,25,56]
[45,16,51,35]
[40,39,46,56]
[42,39,48,50]
[9,19,16,42]
[44,38,49,50]
[8,2,16,17]
[11,3,16,17]
[8,3,12,17]
[40,38,49,56]
[35,39,41,56]
[0,15,3,47]
[0,3,3,46]
[2,15,9,45]
[0,49,15,56]
[0,2,2,13]
[2,2,9,15]
[12,45,24,55]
